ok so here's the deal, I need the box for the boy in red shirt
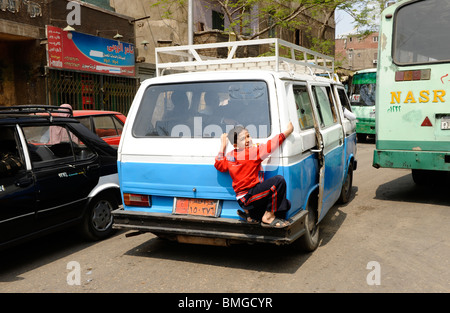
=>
[215,122,294,228]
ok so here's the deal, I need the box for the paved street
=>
[1,141,449,293]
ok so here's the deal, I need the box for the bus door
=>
[309,83,345,222]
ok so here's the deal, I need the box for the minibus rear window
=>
[132,81,271,138]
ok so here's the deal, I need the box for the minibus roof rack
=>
[155,38,334,77]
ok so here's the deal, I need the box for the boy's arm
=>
[283,121,294,138]
[214,133,229,172]
[259,122,293,160]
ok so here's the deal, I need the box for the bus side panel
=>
[119,161,294,219]
[119,153,321,221]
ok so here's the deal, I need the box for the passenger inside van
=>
[168,91,190,120]
[202,91,221,125]
[156,91,194,137]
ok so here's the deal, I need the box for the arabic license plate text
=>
[441,117,450,130]
[174,198,217,217]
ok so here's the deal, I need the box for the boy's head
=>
[227,125,252,150]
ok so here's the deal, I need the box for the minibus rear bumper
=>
[112,208,308,246]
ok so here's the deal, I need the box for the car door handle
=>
[16,177,33,188]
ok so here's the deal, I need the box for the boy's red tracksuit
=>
[214,133,290,217]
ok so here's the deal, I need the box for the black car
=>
[0,105,121,250]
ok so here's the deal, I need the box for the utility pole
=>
[188,0,193,45]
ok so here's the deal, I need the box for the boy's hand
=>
[220,133,228,152]
[284,121,294,138]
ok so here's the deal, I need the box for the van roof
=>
[140,69,340,87]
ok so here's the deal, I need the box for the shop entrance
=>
[47,69,137,115]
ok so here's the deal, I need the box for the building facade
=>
[112,0,336,65]
[335,32,379,71]
[0,0,136,114]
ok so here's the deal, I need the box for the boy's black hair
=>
[227,125,246,146]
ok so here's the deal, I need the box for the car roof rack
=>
[155,38,335,78]
[0,105,73,119]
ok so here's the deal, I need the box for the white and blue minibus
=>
[113,39,357,252]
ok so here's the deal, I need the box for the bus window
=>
[293,85,314,130]
[394,0,450,64]
[132,81,271,138]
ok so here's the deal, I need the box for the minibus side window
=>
[293,85,314,130]
[312,86,337,128]
[326,86,338,124]
[337,88,352,112]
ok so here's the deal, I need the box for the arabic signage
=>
[46,25,135,77]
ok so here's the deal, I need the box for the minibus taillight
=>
[123,193,151,207]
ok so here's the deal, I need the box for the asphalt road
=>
[1,141,449,293]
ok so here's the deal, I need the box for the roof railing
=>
[155,38,334,77]
[0,105,73,120]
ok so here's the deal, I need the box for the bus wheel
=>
[293,198,319,252]
[357,133,367,143]
[412,169,428,185]
[338,162,353,204]
[412,169,448,186]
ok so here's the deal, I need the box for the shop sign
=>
[47,25,135,77]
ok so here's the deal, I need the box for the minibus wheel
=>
[293,197,319,252]
[338,162,353,204]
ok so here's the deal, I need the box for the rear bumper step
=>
[112,209,308,245]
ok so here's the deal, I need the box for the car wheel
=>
[81,192,117,241]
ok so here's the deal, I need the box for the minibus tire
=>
[338,162,353,204]
[293,199,319,252]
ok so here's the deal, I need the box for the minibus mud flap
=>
[112,208,308,246]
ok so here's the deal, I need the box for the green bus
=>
[349,68,376,141]
[373,0,450,184]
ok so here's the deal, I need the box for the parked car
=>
[73,110,126,147]
[0,105,121,250]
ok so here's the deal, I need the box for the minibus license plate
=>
[174,198,218,217]
[441,117,450,130]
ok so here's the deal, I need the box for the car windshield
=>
[132,80,271,138]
